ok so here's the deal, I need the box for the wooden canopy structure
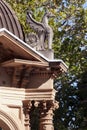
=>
[0,28,67,88]
[0,1,68,130]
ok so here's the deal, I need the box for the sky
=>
[83,1,87,8]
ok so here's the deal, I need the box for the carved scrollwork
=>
[22,100,58,130]
[38,100,59,115]
[23,100,32,114]
[39,100,56,130]
[53,100,59,110]
[22,100,59,115]
[34,101,39,108]
[25,33,39,48]
[22,100,32,129]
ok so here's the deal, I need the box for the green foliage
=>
[53,0,87,129]
[5,0,87,130]
[6,0,44,32]
[6,0,56,33]
[77,71,87,129]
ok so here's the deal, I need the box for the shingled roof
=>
[0,0,24,40]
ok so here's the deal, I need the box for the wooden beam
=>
[0,58,49,67]
[11,66,34,88]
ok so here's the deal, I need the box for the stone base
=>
[38,49,54,60]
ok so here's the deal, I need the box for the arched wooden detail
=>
[0,0,24,40]
[0,106,23,130]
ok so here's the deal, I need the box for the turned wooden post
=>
[39,100,59,130]
[23,100,32,130]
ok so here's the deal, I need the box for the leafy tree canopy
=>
[5,0,87,129]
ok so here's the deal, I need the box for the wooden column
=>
[39,100,59,130]
[23,100,32,130]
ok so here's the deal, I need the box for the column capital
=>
[22,100,32,130]
[38,100,59,115]
[39,100,58,130]
[22,100,32,114]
